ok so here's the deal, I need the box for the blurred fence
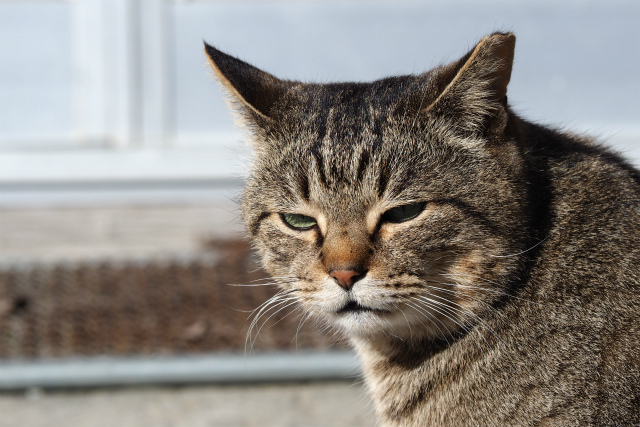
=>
[0,239,344,362]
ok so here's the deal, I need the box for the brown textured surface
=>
[0,239,344,360]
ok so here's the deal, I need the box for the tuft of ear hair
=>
[204,42,296,125]
[425,32,516,136]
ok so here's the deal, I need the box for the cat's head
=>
[206,33,530,341]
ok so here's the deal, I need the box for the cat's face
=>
[206,33,529,341]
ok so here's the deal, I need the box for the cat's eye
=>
[381,202,426,223]
[281,213,318,230]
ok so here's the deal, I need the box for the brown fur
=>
[205,33,640,426]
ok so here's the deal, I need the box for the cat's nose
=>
[329,269,366,291]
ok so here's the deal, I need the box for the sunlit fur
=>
[206,33,640,426]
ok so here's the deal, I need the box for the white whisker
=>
[489,236,550,258]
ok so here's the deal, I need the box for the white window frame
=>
[0,0,241,205]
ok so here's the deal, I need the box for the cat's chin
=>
[336,300,390,315]
[329,304,423,339]
[322,299,453,341]
[331,311,393,336]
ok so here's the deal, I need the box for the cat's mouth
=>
[337,300,389,315]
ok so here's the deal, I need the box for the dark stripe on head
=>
[377,164,390,198]
[311,146,328,189]
[298,172,310,201]
[249,212,271,236]
[356,150,370,183]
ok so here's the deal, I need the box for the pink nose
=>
[330,269,363,290]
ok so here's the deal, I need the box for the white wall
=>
[1,0,639,207]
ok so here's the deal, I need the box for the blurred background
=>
[0,0,638,426]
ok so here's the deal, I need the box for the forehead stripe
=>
[356,150,370,183]
[311,145,329,189]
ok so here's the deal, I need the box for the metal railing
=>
[0,351,361,390]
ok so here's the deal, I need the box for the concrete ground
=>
[0,381,375,427]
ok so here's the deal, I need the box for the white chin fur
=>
[302,277,448,339]
[340,312,421,338]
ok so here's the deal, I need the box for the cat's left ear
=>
[204,42,296,127]
[424,32,515,136]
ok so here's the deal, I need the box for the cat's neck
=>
[349,332,485,425]
[350,332,456,371]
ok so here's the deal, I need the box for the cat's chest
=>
[356,343,475,424]
[355,337,536,427]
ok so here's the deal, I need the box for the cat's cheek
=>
[255,223,317,273]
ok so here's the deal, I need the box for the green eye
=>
[381,202,426,223]
[282,213,317,230]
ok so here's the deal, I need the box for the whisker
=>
[393,301,414,339]
[424,282,514,322]
[245,292,298,353]
[398,296,452,346]
[425,285,524,340]
[227,276,298,287]
[247,289,297,317]
[252,299,301,344]
[489,235,550,258]
[227,280,297,287]
[439,273,541,305]
[267,303,303,329]
[247,298,298,352]
[415,294,506,352]
[293,309,314,345]
[412,296,488,355]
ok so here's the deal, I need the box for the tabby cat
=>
[205,32,640,426]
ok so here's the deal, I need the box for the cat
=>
[204,32,640,426]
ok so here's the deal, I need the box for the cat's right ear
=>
[204,42,295,127]
[422,32,516,137]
